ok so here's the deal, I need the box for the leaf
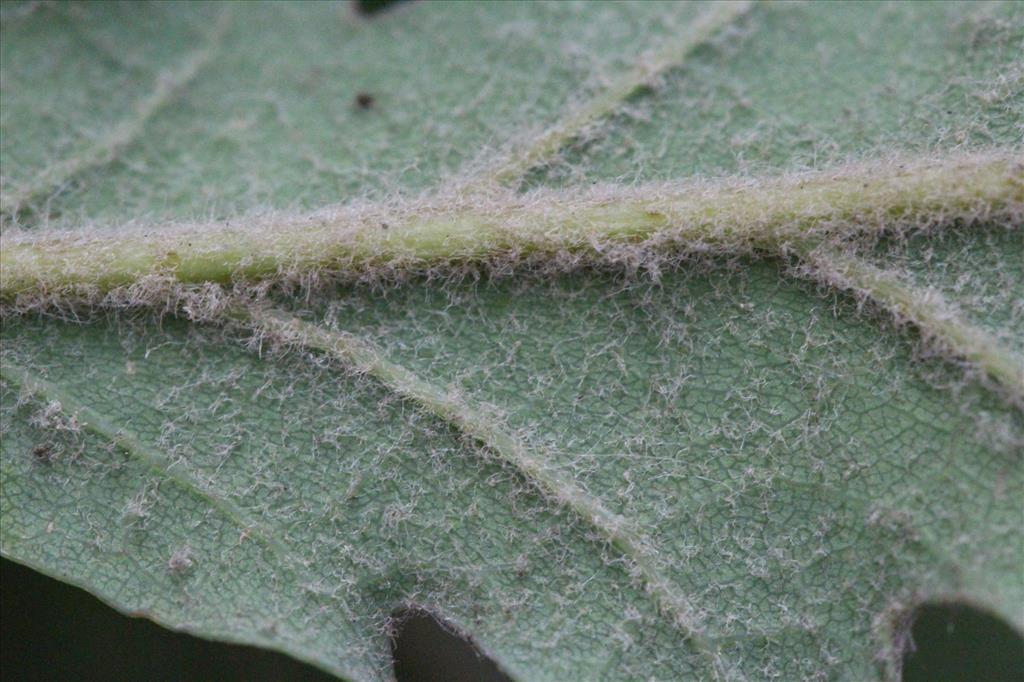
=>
[1,2,1022,681]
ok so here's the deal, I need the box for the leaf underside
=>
[1,2,1022,681]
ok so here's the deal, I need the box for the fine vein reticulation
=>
[2,2,1023,680]
[1,360,283,561]
[0,7,232,219]
[802,244,1024,404]
[0,359,373,680]
[485,0,754,187]
[243,305,724,671]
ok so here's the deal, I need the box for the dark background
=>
[2,557,1022,681]
[0,557,508,682]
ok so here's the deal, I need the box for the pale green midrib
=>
[800,244,1024,404]
[240,304,726,672]
[486,0,754,187]
[472,0,1023,411]
[0,6,232,218]
[0,361,371,681]
[2,150,1018,302]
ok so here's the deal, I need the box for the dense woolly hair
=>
[1,2,1022,680]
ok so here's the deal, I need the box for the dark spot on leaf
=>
[31,443,53,463]
[390,608,510,682]
[355,92,376,110]
[902,602,1024,681]
[353,0,411,17]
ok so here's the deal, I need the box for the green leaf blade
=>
[1,1,1021,680]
